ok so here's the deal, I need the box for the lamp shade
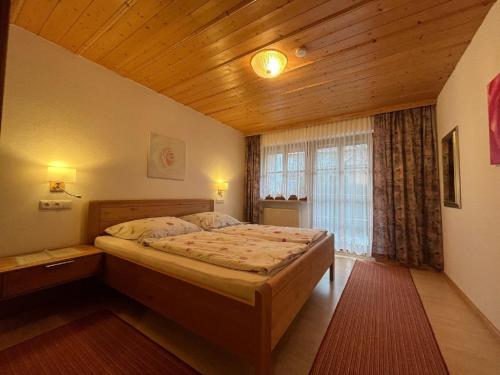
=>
[217,181,229,191]
[251,50,287,78]
[47,166,76,182]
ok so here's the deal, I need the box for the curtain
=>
[260,118,373,256]
[372,105,443,269]
[244,135,261,223]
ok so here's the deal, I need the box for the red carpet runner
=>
[0,310,198,374]
[310,261,448,375]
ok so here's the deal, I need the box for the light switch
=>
[39,200,72,210]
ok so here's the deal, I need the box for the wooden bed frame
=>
[87,199,334,374]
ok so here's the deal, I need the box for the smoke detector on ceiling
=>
[295,47,307,58]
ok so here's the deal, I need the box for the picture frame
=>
[487,73,500,165]
[441,127,461,208]
[147,133,186,180]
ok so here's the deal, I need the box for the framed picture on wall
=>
[442,127,461,208]
[488,72,500,165]
[147,133,186,180]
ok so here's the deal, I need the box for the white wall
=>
[436,2,500,330]
[0,26,245,257]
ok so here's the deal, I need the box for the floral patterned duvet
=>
[213,224,326,245]
[144,231,307,275]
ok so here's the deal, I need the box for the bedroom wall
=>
[0,26,245,257]
[436,1,500,330]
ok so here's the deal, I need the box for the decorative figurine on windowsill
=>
[299,196,307,201]
[265,194,274,200]
[275,194,286,200]
[288,194,298,200]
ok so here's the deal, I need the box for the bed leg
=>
[255,284,272,375]
[329,263,334,282]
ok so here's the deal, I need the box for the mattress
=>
[95,236,269,304]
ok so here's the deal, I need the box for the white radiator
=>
[262,207,299,227]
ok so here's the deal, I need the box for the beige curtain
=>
[372,106,443,269]
[244,135,261,223]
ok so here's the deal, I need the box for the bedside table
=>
[0,245,103,300]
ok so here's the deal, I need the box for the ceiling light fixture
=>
[251,49,287,79]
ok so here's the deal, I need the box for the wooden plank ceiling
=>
[9,0,493,134]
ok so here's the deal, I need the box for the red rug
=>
[0,310,198,374]
[310,261,448,375]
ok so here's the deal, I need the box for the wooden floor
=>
[1,256,499,374]
[411,269,500,375]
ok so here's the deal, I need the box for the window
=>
[264,152,284,196]
[261,122,373,256]
[313,146,340,231]
[286,151,305,196]
[312,141,372,253]
[261,147,305,198]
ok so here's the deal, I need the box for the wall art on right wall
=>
[442,127,461,208]
[487,72,500,165]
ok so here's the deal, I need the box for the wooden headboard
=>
[87,199,214,244]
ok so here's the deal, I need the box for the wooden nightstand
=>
[0,245,103,300]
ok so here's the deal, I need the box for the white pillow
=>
[180,212,240,231]
[104,216,201,243]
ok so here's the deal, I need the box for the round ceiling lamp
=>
[251,49,288,79]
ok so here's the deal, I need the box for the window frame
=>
[261,144,307,198]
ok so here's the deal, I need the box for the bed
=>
[87,199,334,374]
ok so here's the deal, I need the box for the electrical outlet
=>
[39,200,72,210]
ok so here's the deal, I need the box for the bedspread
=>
[213,224,326,245]
[145,231,307,275]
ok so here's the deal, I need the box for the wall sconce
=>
[47,166,82,198]
[216,180,228,203]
